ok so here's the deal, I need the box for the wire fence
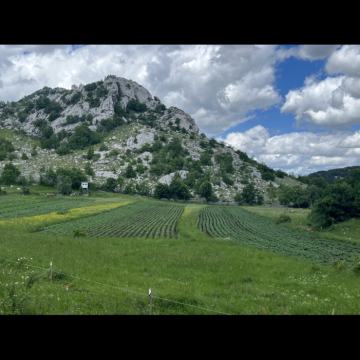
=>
[0,257,232,315]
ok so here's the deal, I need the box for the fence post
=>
[49,261,53,281]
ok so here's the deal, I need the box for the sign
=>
[81,182,88,189]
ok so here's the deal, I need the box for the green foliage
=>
[99,144,109,151]
[40,168,57,187]
[155,103,166,113]
[126,99,147,113]
[257,163,276,181]
[0,163,21,185]
[198,181,214,201]
[21,153,28,160]
[84,163,94,176]
[67,125,101,150]
[235,183,263,205]
[97,116,124,133]
[200,152,212,166]
[107,149,119,158]
[275,214,292,224]
[135,182,151,196]
[103,178,118,192]
[0,138,15,160]
[124,164,136,178]
[86,147,95,160]
[136,164,146,174]
[68,92,81,105]
[154,183,171,199]
[55,142,71,156]
[56,176,72,195]
[309,182,360,229]
[169,175,191,200]
[198,206,360,265]
[215,152,234,175]
[222,174,234,186]
[278,185,314,208]
[150,138,188,176]
[40,167,87,190]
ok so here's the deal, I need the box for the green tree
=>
[0,163,21,185]
[124,164,136,178]
[199,181,213,201]
[103,178,118,192]
[154,183,170,199]
[56,176,72,195]
[169,175,191,200]
[235,183,263,205]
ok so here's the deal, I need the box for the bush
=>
[235,183,263,205]
[84,163,94,176]
[21,153,28,160]
[21,187,31,195]
[154,183,170,199]
[103,178,118,192]
[67,125,101,150]
[124,164,136,178]
[198,181,213,201]
[56,176,72,195]
[215,152,234,174]
[0,163,21,185]
[56,143,71,156]
[169,175,191,200]
[275,214,291,224]
[126,99,147,113]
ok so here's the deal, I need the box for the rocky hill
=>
[0,75,295,202]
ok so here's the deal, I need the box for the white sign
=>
[81,182,88,189]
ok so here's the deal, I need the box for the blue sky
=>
[222,56,327,137]
[1,44,360,175]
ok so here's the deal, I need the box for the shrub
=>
[99,144,109,151]
[235,183,263,205]
[56,175,72,195]
[21,153,28,160]
[67,125,101,150]
[103,178,118,192]
[124,164,136,178]
[126,99,147,113]
[154,183,170,199]
[0,163,21,185]
[84,163,94,176]
[198,181,213,201]
[275,214,291,224]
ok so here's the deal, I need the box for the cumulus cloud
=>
[276,45,339,62]
[281,45,360,127]
[0,45,281,135]
[223,125,360,175]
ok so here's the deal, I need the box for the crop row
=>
[198,206,360,264]
[0,195,93,219]
[42,202,184,238]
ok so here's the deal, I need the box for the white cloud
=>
[0,45,281,135]
[223,125,360,175]
[297,45,340,60]
[281,45,360,128]
[276,45,339,62]
[326,45,360,76]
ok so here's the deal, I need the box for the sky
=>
[1,44,360,175]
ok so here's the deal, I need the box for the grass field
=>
[1,191,360,315]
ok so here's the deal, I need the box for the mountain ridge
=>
[0,75,295,201]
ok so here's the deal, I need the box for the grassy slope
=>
[243,205,360,245]
[1,195,360,314]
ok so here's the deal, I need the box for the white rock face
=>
[95,170,118,179]
[160,107,199,133]
[158,170,189,185]
[126,131,155,150]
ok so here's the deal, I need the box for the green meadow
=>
[1,189,360,315]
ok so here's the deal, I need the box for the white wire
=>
[1,257,231,315]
